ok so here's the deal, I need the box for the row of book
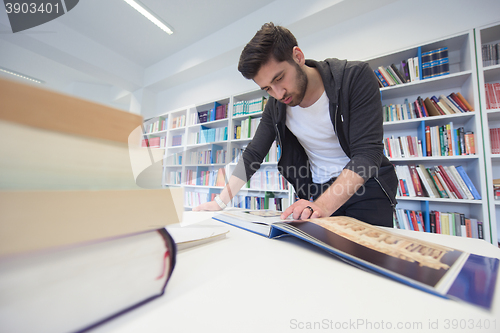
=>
[191,126,228,144]
[394,209,484,239]
[482,43,499,67]
[145,118,167,134]
[374,47,450,87]
[233,97,268,116]
[485,83,500,109]
[235,117,261,140]
[232,193,289,211]
[141,136,167,148]
[494,179,500,199]
[167,171,182,185]
[244,170,289,191]
[185,149,227,165]
[395,164,481,200]
[171,115,186,129]
[169,152,183,165]
[425,125,475,157]
[230,142,279,164]
[185,168,226,187]
[384,126,474,159]
[490,128,500,154]
[383,92,473,123]
[384,136,422,159]
[172,134,183,146]
[196,103,228,124]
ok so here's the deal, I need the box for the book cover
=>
[0,228,177,333]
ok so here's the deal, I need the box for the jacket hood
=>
[305,58,347,105]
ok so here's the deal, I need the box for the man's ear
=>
[292,46,305,66]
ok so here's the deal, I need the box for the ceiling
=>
[0,0,400,104]
[55,0,276,68]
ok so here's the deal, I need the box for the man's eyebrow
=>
[260,70,284,90]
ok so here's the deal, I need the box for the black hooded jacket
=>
[233,58,397,204]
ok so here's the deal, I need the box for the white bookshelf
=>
[147,90,292,210]
[366,29,493,243]
[475,22,500,244]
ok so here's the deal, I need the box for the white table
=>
[93,212,500,333]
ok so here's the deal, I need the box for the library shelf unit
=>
[476,22,500,244]
[366,29,495,244]
[144,89,293,211]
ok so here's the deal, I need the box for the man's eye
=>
[276,75,283,81]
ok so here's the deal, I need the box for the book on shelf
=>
[421,47,450,79]
[482,42,499,67]
[233,97,268,116]
[192,126,228,144]
[213,211,498,310]
[491,128,500,154]
[493,179,500,199]
[485,83,500,109]
[232,195,289,211]
[382,92,473,123]
[196,103,228,124]
[171,114,186,129]
[394,164,479,200]
[395,208,485,240]
[0,228,176,333]
[146,117,167,133]
[172,134,183,146]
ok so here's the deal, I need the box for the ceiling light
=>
[123,0,174,35]
[0,67,44,84]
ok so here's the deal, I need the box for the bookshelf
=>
[476,22,500,244]
[366,30,494,243]
[147,90,292,211]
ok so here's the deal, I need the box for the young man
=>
[194,22,398,227]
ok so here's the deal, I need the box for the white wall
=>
[152,0,500,118]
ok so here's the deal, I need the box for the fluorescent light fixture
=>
[123,0,174,35]
[0,67,44,84]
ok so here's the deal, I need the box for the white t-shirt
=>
[285,91,349,183]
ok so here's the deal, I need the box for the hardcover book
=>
[213,212,498,310]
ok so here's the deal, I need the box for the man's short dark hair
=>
[238,22,298,80]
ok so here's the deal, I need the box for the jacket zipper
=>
[374,177,396,207]
[275,123,282,164]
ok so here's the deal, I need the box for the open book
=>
[213,211,498,310]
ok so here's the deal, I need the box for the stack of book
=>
[485,83,500,109]
[0,78,183,333]
[394,164,480,200]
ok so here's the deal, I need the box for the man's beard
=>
[286,63,308,107]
